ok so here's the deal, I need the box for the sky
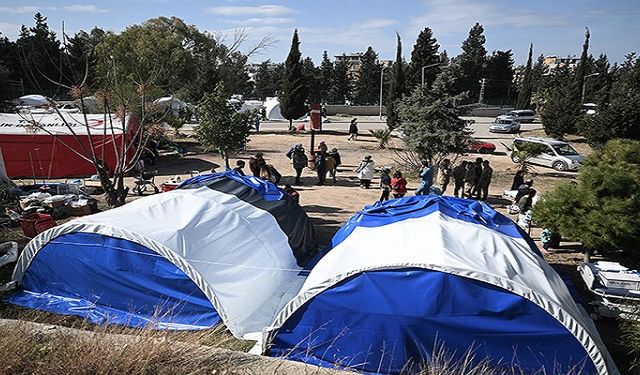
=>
[0,0,639,66]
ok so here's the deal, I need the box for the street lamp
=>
[581,72,600,103]
[421,62,442,88]
[379,66,387,119]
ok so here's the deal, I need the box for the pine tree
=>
[541,66,578,138]
[516,44,534,109]
[279,29,308,130]
[302,57,320,103]
[407,27,440,90]
[319,51,334,103]
[386,33,405,129]
[332,56,351,104]
[484,50,515,104]
[458,23,487,102]
[354,47,381,105]
[253,60,275,100]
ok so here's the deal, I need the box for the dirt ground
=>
[0,123,635,372]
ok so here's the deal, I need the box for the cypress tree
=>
[573,27,591,104]
[354,47,381,105]
[458,23,487,102]
[516,44,534,109]
[319,51,334,103]
[386,33,405,129]
[279,29,308,130]
[407,27,440,90]
[485,50,515,104]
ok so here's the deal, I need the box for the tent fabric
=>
[264,195,618,375]
[10,176,317,337]
[179,172,318,266]
[7,232,219,330]
[269,269,596,374]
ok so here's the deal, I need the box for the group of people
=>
[449,157,493,200]
[286,141,342,186]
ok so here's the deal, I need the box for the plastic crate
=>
[19,213,57,238]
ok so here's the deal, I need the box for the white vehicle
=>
[57,103,81,113]
[497,109,536,123]
[489,118,520,133]
[511,137,584,171]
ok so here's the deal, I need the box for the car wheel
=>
[478,147,488,154]
[511,153,521,163]
[553,161,567,171]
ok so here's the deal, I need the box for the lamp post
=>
[421,62,442,88]
[581,72,600,103]
[379,66,387,119]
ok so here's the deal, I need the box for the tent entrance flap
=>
[6,232,220,330]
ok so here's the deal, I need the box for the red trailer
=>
[0,113,139,178]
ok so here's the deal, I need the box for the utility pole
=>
[379,66,387,119]
[478,78,486,104]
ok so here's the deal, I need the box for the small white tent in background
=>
[263,97,285,121]
[15,94,50,107]
[153,96,188,116]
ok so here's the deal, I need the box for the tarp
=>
[263,97,307,121]
[8,173,318,337]
[0,112,136,178]
[265,195,619,375]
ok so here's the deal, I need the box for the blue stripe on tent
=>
[178,171,284,201]
[6,232,220,330]
[330,196,541,256]
[269,269,596,375]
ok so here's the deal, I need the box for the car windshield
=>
[552,144,579,156]
[496,119,512,124]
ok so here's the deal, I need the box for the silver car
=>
[511,137,584,171]
[489,118,520,133]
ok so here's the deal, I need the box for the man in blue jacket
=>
[415,160,433,195]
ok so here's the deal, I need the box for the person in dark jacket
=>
[260,164,281,185]
[511,170,525,190]
[451,161,467,198]
[347,118,359,141]
[233,160,245,176]
[327,148,342,182]
[314,151,327,185]
[379,167,391,202]
[514,179,534,203]
[478,160,493,201]
[471,157,483,199]
[290,145,308,185]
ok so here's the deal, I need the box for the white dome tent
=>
[264,196,619,375]
[6,172,318,337]
[263,97,307,122]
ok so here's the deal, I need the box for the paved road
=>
[182,116,543,153]
[246,116,543,153]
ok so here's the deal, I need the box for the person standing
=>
[327,148,342,182]
[249,152,266,177]
[451,161,467,198]
[254,112,261,133]
[379,168,392,202]
[314,151,328,185]
[437,159,452,195]
[291,146,308,185]
[391,171,408,198]
[478,160,493,201]
[260,164,282,185]
[463,161,475,198]
[355,155,375,188]
[233,160,246,176]
[514,179,534,203]
[517,190,536,230]
[470,157,483,199]
[511,170,525,190]
[347,118,359,141]
[318,140,328,154]
[415,160,433,196]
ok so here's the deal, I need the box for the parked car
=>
[489,118,521,133]
[510,137,584,171]
[465,138,496,154]
[497,109,536,123]
[57,103,81,113]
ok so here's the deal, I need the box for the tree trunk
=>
[223,150,230,171]
[289,119,293,131]
[95,160,128,208]
[583,248,593,263]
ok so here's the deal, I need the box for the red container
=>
[161,182,180,192]
[19,213,57,238]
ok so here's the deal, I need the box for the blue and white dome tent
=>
[6,172,317,337]
[263,195,619,375]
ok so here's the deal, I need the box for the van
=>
[511,137,584,171]
[498,110,536,123]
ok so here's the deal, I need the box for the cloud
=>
[0,6,42,13]
[0,22,21,39]
[207,5,295,16]
[359,18,396,29]
[64,5,109,13]
[410,0,568,36]
[224,17,295,26]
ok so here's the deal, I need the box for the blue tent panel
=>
[269,269,596,374]
[6,232,219,330]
